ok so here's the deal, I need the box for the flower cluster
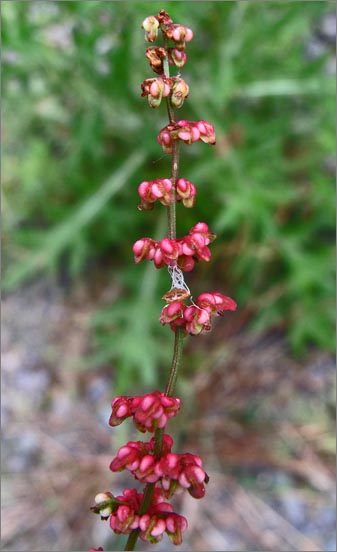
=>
[138,178,173,210]
[133,222,216,272]
[157,119,216,154]
[110,433,208,499]
[109,391,181,432]
[141,76,189,109]
[92,395,205,546]
[137,177,196,211]
[93,488,188,545]
[142,10,193,72]
[160,292,237,335]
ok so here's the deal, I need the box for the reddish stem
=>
[124,26,185,552]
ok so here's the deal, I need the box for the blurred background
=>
[2,2,336,551]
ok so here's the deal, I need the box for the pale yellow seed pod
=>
[141,16,160,42]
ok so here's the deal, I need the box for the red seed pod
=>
[156,10,173,26]
[145,47,167,74]
[168,47,188,68]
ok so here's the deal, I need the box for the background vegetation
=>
[3,1,335,393]
[2,3,335,551]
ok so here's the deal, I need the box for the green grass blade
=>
[3,150,146,291]
[235,78,335,98]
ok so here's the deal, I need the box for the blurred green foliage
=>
[3,2,335,389]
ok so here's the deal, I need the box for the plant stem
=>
[124,326,184,550]
[167,139,180,240]
[124,424,164,550]
[124,28,185,552]
[163,36,180,241]
[128,267,186,552]
[124,529,140,551]
[124,482,155,550]
[154,427,164,456]
[165,326,185,396]
[162,33,184,395]
[163,37,175,124]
